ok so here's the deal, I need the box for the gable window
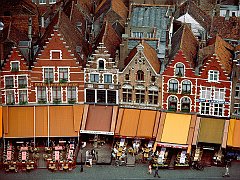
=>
[125,74,129,81]
[19,90,27,104]
[44,68,54,83]
[107,90,116,104]
[11,62,19,72]
[86,89,95,103]
[6,90,15,105]
[97,90,106,103]
[104,74,112,83]
[5,76,14,88]
[175,63,184,77]
[208,70,219,82]
[201,102,210,115]
[52,87,61,103]
[182,80,191,94]
[98,60,105,69]
[168,96,177,111]
[90,74,99,83]
[235,84,240,98]
[67,87,76,103]
[214,88,225,100]
[122,88,132,103]
[39,0,46,4]
[18,76,27,88]
[37,86,47,103]
[59,68,68,82]
[151,76,156,82]
[136,70,144,81]
[169,79,178,93]
[50,50,62,59]
[213,103,224,116]
[136,89,145,103]
[49,0,56,4]
[148,90,158,104]
[233,103,240,115]
[181,97,191,112]
[200,87,212,99]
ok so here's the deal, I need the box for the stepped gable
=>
[169,24,199,69]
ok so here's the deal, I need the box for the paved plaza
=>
[1,161,240,180]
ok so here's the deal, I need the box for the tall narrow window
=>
[97,90,106,103]
[104,74,112,83]
[181,97,191,112]
[169,79,178,93]
[182,80,191,94]
[59,68,68,82]
[67,87,76,103]
[90,74,99,83]
[168,96,177,111]
[122,88,132,102]
[18,76,27,88]
[11,62,19,72]
[233,103,240,115]
[5,76,14,88]
[86,89,95,103]
[6,90,15,104]
[148,90,158,104]
[98,60,104,69]
[107,90,116,104]
[44,68,54,83]
[135,89,145,103]
[19,90,27,104]
[52,87,61,103]
[200,102,210,115]
[175,63,184,77]
[136,70,144,81]
[37,86,47,103]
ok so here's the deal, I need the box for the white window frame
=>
[52,86,62,103]
[11,61,20,71]
[97,58,106,70]
[235,84,240,98]
[49,0,57,4]
[103,73,112,84]
[5,90,15,104]
[214,88,225,100]
[43,67,54,82]
[18,90,28,104]
[50,50,62,60]
[200,102,211,115]
[58,67,69,82]
[90,73,99,83]
[213,103,224,116]
[208,70,219,82]
[200,86,212,99]
[4,75,15,88]
[233,103,240,115]
[175,63,185,77]
[39,0,46,4]
[37,86,47,103]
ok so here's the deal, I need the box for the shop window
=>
[107,90,116,104]
[135,89,145,103]
[18,76,27,88]
[97,90,106,103]
[50,50,62,59]
[122,88,132,102]
[67,87,76,103]
[200,102,210,115]
[168,96,177,111]
[6,90,15,105]
[182,80,191,94]
[213,103,224,116]
[233,103,240,115]
[214,88,225,100]
[11,62,19,72]
[168,79,178,93]
[19,90,27,104]
[86,89,95,103]
[181,97,191,112]
[104,74,112,83]
[208,70,219,82]
[148,90,158,104]
[44,68,54,83]
[200,87,212,99]
[175,63,184,77]
[235,84,240,98]
[125,74,129,80]
[59,68,68,82]
[37,86,47,103]
[5,76,14,88]
[90,74,99,83]
[52,87,61,103]
[98,60,105,69]
[136,70,144,81]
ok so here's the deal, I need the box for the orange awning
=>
[81,105,113,135]
[35,106,48,137]
[119,109,140,137]
[73,105,84,132]
[136,110,156,138]
[227,119,240,148]
[4,107,34,138]
[49,106,77,137]
[0,106,2,138]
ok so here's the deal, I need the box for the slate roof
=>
[174,0,212,31]
[124,41,160,73]
[199,35,234,75]
[94,21,122,58]
[169,24,199,68]
[210,16,240,41]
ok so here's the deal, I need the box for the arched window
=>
[181,97,191,112]
[98,60,104,69]
[175,63,184,77]
[168,96,177,111]
[169,79,178,93]
[182,80,191,94]
[136,70,144,81]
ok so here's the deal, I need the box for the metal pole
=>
[34,106,36,148]
[48,105,50,147]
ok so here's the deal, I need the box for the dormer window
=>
[39,0,46,4]
[208,70,219,82]
[136,70,144,81]
[98,59,105,69]
[175,63,184,77]
[11,62,19,72]
[50,50,62,60]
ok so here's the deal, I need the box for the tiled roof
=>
[210,16,240,41]
[94,21,122,58]
[124,41,160,73]
[169,24,199,68]
[174,0,212,31]
[199,35,234,75]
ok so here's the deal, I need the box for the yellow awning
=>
[119,109,140,137]
[161,113,191,145]
[227,119,240,148]
[198,118,225,144]
[0,106,2,138]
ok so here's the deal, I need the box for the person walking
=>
[154,165,160,178]
[148,164,152,174]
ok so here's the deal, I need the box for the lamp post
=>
[80,148,83,172]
